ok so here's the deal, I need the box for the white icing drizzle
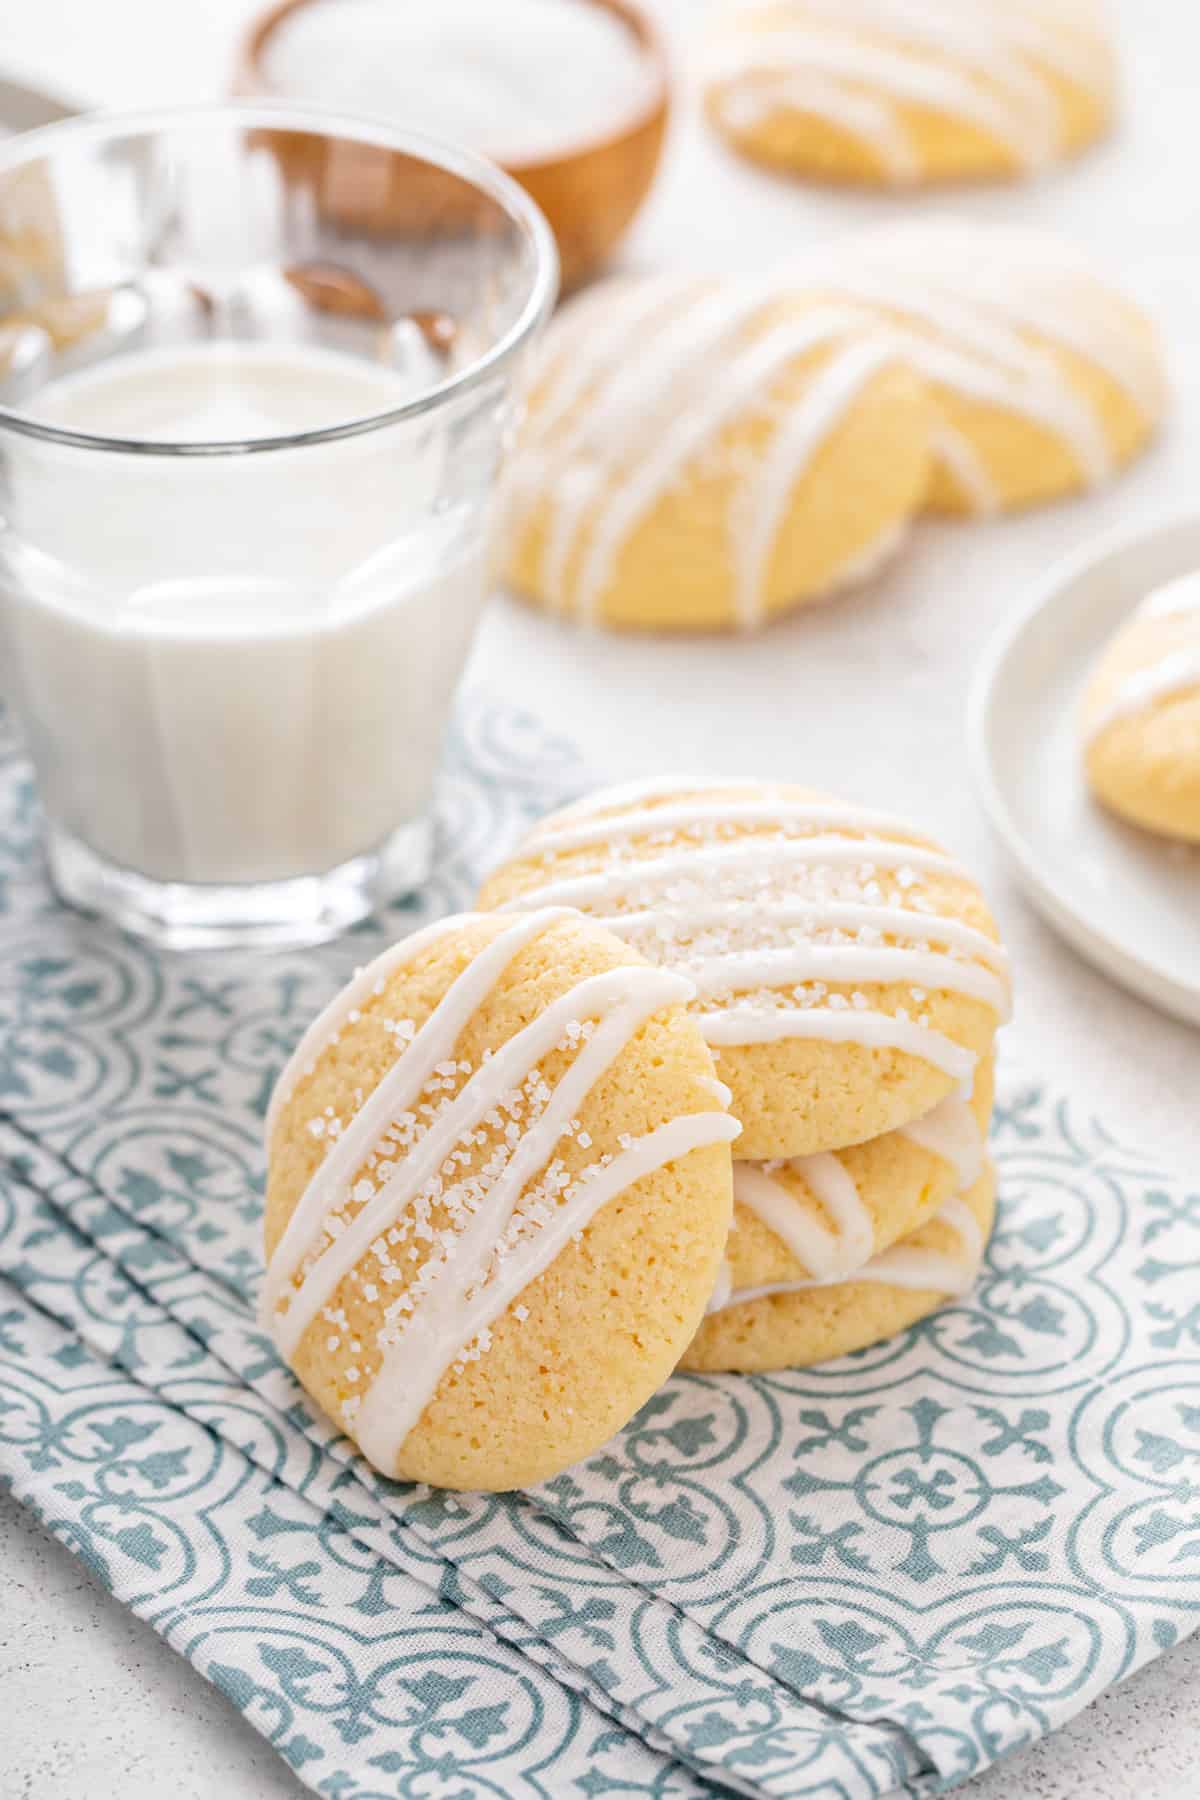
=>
[494,835,968,911]
[832,258,1153,425]
[509,272,898,626]
[884,324,1110,489]
[594,900,1010,975]
[735,1153,875,1279]
[523,280,781,596]
[730,1085,983,1281]
[1087,572,1200,743]
[354,1108,738,1470]
[843,224,1162,419]
[496,277,700,570]
[727,333,900,626]
[719,70,920,183]
[704,0,1113,180]
[707,28,1059,172]
[794,266,1108,496]
[264,907,577,1309]
[700,1074,735,1107]
[546,774,773,823]
[539,282,811,604]
[683,943,1010,1017]
[526,274,698,451]
[793,221,1163,510]
[810,0,1109,100]
[495,790,1005,1085]
[929,421,999,515]
[567,308,882,623]
[899,1091,985,1188]
[266,913,467,1141]
[1141,572,1200,619]
[826,515,909,591]
[1087,646,1200,744]
[564,281,782,449]
[264,914,741,1464]
[269,959,694,1353]
[708,1259,735,1314]
[697,1004,979,1089]
[528,798,926,857]
[707,1188,986,1314]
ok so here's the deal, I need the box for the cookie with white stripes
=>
[814,221,1165,514]
[1082,571,1200,843]
[682,1162,997,1373]
[701,0,1116,188]
[262,910,738,1491]
[477,779,1011,1158]
[726,1056,993,1291]
[502,275,932,631]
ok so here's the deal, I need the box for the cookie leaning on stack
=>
[262,909,739,1490]
[478,777,1012,1372]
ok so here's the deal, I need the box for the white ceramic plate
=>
[969,509,1200,1028]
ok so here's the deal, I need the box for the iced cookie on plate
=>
[1082,571,1200,843]
[501,274,932,631]
[700,0,1117,188]
[682,1162,996,1372]
[477,779,1011,1158]
[262,910,738,1491]
[814,221,1167,515]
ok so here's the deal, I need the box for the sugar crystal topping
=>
[493,788,1010,1082]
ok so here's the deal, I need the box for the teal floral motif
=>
[780,1394,1065,1585]
[2,697,1200,1800]
[1144,1301,1200,1350]
[0,957,104,1102]
[1140,1188,1200,1247]
[989,1083,1044,1139]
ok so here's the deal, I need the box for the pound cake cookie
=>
[501,274,932,631]
[262,909,739,1491]
[701,0,1117,188]
[682,1161,996,1372]
[1082,571,1200,842]
[477,779,1011,1159]
[725,1057,993,1289]
[817,221,1167,515]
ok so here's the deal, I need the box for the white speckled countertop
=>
[2,1,1199,1794]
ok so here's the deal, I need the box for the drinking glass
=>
[0,104,557,948]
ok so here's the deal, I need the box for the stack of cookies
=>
[478,779,1009,1375]
[261,779,1009,1490]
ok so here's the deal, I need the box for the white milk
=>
[0,341,487,885]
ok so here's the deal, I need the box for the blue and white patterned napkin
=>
[2,697,1199,1799]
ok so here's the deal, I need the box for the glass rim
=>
[0,100,559,457]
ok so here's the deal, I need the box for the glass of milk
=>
[0,105,556,948]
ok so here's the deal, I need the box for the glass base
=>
[44,819,434,952]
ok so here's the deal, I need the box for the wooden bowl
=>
[235,0,670,292]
